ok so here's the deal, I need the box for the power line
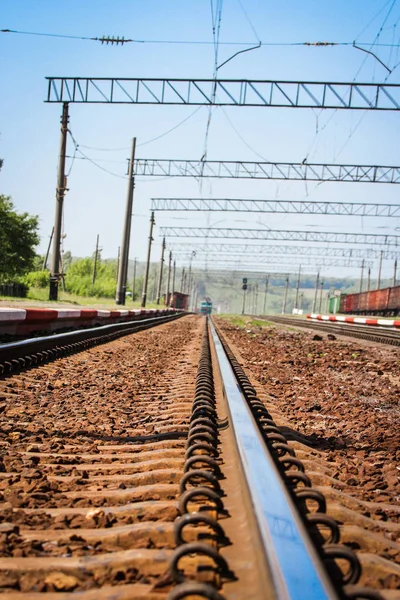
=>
[3,29,400,48]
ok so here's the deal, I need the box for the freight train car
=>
[339,284,400,316]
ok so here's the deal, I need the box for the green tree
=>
[0,196,40,282]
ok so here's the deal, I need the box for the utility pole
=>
[132,258,137,299]
[393,259,397,287]
[156,237,166,304]
[367,267,371,291]
[165,251,172,305]
[92,234,100,286]
[377,250,383,290]
[242,286,247,315]
[43,227,54,271]
[295,265,301,309]
[141,211,155,307]
[282,276,289,314]
[180,267,185,292]
[255,283,259,315]
[171,259,176,307]
[262,275,269,314]
[299,292,304,310]
[312,271,320,313]
[50,102,69,301]
[318,281,324,313]
[116,247,120,282]
[359,258,365,293]
[116,138,136,305]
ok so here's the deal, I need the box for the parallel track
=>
[263,315,400,346]
[0,315,396,599]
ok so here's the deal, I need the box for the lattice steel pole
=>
[156,237,166,305]
[377,250,383,290]
[116,138,136,305]
[141,212,155,307]
[359,259,365,293]
[263,275,269,314]
[50,102,69,301]
[165,251,172,305]
[312,271,320,313]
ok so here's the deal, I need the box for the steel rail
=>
[263,315,400,346]
[0,313,184,375]
[209,320,339,600]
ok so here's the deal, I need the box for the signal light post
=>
[241,277,248,314]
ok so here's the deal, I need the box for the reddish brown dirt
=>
[0,316,202,595]
[215,317,400,591]
[215,317,400,505]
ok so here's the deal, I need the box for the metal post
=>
[116,247,120,282]
[165,251,172,305]
[242,287,247,315]
[359,258,365,293]
[132,258,137,298]
[377,250,383,290]
[171,260,176,307]
[367,267,371,291]
[141,211,155,307]
[50,102,69,300]
[312,271,320,313]
[295,265,301,309]
[92,234,100,286]
[282,276,289,314]
[156,237,166,304]
[262,276,269,314]
[318,281,324,313]
[255,283,259,315]
[116,138,136,305]
[180,267,185,292]
[152,265,158,301]
[43,227,54,271]
[299,293,304,310]
[393,259,397,287]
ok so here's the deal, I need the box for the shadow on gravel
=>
[278,425,351,451]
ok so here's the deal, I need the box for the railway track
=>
[0,315,398,598]
[263,315,400,347]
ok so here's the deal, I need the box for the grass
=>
[218,314,275,328]
[0,288,160,309]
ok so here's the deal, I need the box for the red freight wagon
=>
[357,291,369,313]
[387,285,400,314]
[343,293,356,314]
[339,294,347,313]
[367,288,390,313]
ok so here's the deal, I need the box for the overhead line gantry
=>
[160,227,400,246]
[166,243,400,259]
[137,159,400,183]
[151,198,400,216]
[46,77,400,109]
[176,254,372,268]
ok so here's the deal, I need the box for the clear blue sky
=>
[1,0,400,279]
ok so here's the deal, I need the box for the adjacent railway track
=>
[0,314,398,598]
[263,315,400,347]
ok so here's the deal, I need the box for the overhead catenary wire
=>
[3,28,400,48]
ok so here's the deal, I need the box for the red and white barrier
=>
[307,314,400,328]
[0,307,180,336]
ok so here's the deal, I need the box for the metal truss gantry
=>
[178,255,371,268]
[167,243,400,259]
[46,78,400,109]
[161,227,400,246]
[136,159,400,184]
[151,197,400,216]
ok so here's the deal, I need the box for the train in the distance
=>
[199,298,213,315]
[340,284,400,316]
